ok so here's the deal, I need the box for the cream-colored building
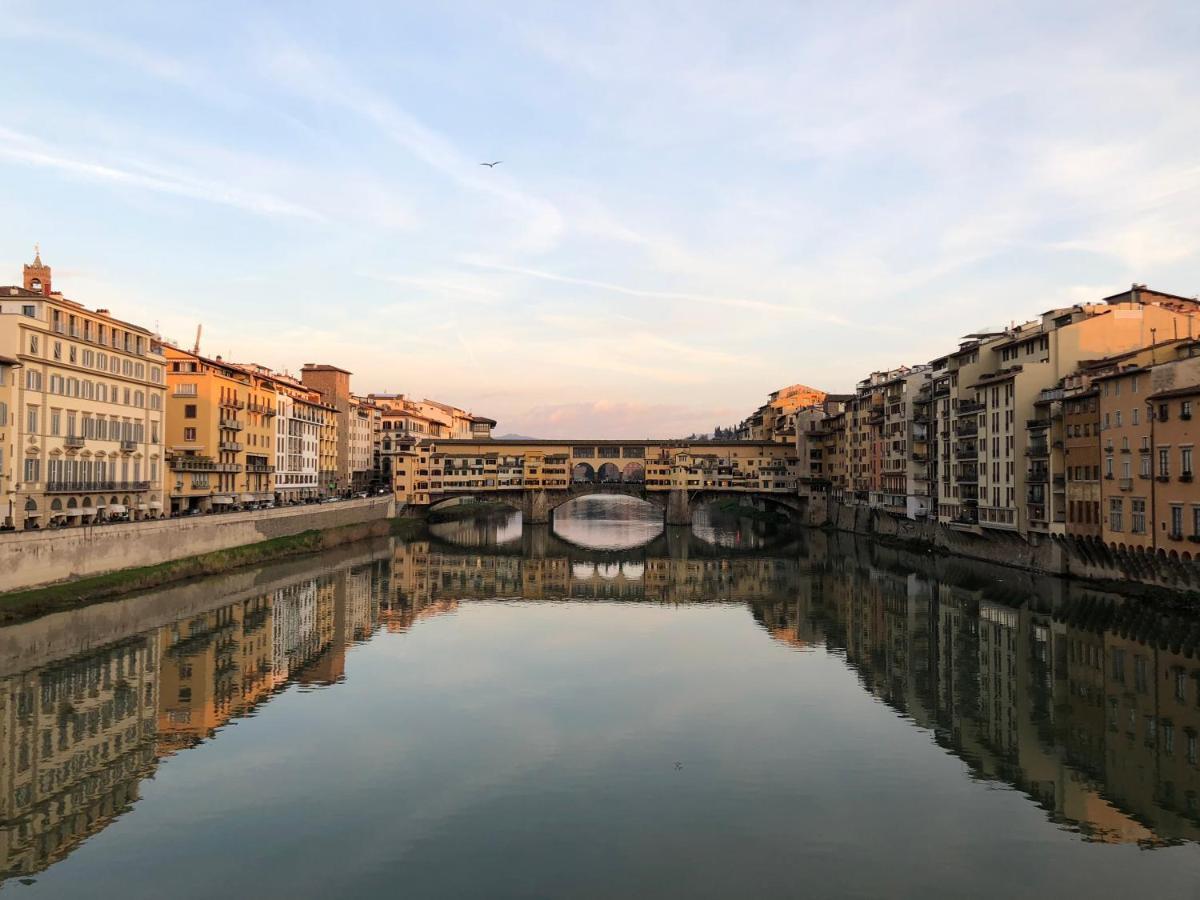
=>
[0,252,166,529]
[348,395,381,491]
[968,289,1200,535]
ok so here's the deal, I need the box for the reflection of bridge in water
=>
[426,520,807,563]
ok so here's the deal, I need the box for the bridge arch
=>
[597,462,621,483]
[622,462,644,483]
[572,462,595,483]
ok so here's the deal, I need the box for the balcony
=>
[956,469,978,484]
[1026,418,1051,430]
[64,434,86,450]
[1025,444,1049,459]
[1119,477,1133,491]
[245,463,275,474]
[120,439,137,453]
[219,441,244,452]
[957,400,983,414]
[933,384,951,398]
[221,397,246,410]
[955,420,978,437]
[170,455,216,472]
[956,443,978,460]
[1027,468,1049,484]
[220,417,244,431]
[213,463,243,474]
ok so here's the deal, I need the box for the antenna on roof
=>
[192,324,202,355]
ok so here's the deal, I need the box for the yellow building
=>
[0,251,167,529]
[163,346,277,514]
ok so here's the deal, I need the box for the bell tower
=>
[23,245,51,296]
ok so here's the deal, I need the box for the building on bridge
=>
[393,438,801,524]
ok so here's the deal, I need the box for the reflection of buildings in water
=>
[0,636,159,883]
[768,558,1200,845]
[387,542,803,607]
[0,561,394,886]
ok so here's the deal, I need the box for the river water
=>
[3,496,1200,898]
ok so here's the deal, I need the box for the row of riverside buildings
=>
[0,252,495,529]
[792,285,1200,556]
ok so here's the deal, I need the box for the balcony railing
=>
[219,441,244,452]
[120,439,137,452]
[64,434,86,449]
[1026,418,1051,430]
[245,463,276,474]
[957,400,983,414]
[1119,477,1133,491]
[220,417,243,431]
[1027,469,1049,483]
[1025,445,1049,458]
[170,456,216,471]
[955,420,978,436]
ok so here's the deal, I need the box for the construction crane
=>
[192,324,202,355]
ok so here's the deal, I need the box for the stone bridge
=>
[404,438,803,525]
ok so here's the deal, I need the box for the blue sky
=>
[2,1,1199,437]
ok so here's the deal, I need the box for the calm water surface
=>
[3,496,1200,898]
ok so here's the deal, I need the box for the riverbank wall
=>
[821,500,1200,593]
[0,497,396,594]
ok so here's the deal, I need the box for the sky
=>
[2,1,1199,438]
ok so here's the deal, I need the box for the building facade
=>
[0,253,166,529]
[163,347,277,514]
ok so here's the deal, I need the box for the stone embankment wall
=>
[822,500,1200,592]
[0,497,395,593]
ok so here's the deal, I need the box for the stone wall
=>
[0,497,395,593]
[822,499,1200,592]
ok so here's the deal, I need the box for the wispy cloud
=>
[464,259,846,321]
[0,127,327,222]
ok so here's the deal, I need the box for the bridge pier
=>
[519,490,551,525]
[665,489,691,526]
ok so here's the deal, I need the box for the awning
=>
[239,493,255,503]
[108,504,127,514]
[66,510,83,518]
[149,501,163,510]
[94,500,106,507]
[24,511,40,518]
[212,495,234,505]
[137,504,148,511]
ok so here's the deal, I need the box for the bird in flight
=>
[479,161,502,167]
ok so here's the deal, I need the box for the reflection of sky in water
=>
[429,510,523,546]
[551,496,663,550]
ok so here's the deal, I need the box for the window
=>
[1160,448,1171,477]
[23,458,39,482]
[184,427,197,441]
[1132,498,1146,533]
[184,404,197,419]
[26,406,38,433]
[1185,401,1194,419]
[1183,447,1194,476]
[25,369,42,390]
[1110,498,1123,531]
[1171,506,1184,539]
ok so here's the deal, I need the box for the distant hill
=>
[495,433,540,440]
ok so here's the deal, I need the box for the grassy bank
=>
[0,517,424,623]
